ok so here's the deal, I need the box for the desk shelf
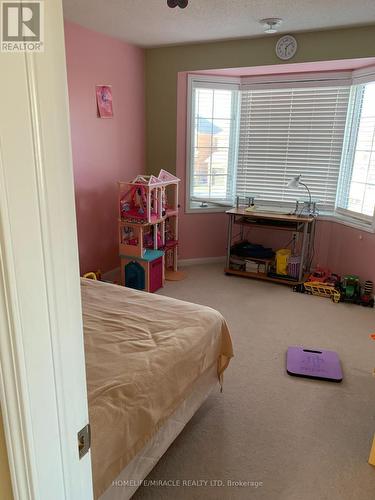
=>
[224,268,306,286]
[226,208,316,284]
[234,219,307,233]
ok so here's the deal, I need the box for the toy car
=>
[307,267,329,283]
[303,281,341,302]
[360,294,374,308]
[360,280,374,307]
[339,275,361,303]
[325,273,340,287]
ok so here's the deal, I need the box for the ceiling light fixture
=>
[260,18,283,34]
[167,0,189,8]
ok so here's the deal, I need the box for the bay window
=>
[186,73,375,229]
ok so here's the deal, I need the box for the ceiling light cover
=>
[260,18,283,34]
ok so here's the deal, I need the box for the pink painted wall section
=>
[176,71,375,282]
[176,72,228,259]
[64,21,145,274]
[325,222,375,282]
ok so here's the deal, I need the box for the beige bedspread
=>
[81,278,233,498]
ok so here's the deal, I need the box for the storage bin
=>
[276,249,291,275]
[287,255,301,279]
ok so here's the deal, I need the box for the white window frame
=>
[185,74,240,213]
[335,82,375,229]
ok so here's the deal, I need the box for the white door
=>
[0,1,93,499]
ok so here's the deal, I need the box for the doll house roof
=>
[130,170,180,187]
[157,169,180,184]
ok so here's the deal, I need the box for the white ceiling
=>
[62,0,375,48]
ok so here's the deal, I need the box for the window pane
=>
[190,83,239,206]
[339,82,375,218]
[213,90,233,119]
[195,88,213,119]
[363,184,375,216]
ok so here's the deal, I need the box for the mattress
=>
[100,364,219,500]
[81,279,233,498]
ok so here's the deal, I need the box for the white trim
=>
[0,1,93,498]
[179,256,226,267]
[352,64,375,85]
[0,147,37,500]
[241,70,352,89]
[185,74,240,214]
[188,73,241,86]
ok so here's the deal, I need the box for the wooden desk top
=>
[226,208,315,223]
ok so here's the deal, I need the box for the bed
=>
[81,278,233,499]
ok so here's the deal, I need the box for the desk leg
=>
[299,222,308,281]
[226,215,233,269]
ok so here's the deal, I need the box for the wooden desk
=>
[225,208,316,284]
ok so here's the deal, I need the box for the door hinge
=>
[78,423,91,460]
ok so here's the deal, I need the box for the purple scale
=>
[287,346,343,382]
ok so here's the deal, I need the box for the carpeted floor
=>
[134,263,375,500]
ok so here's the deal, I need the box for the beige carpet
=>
[134,263,375,500]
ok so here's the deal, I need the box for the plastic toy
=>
[118,170,180,224]
[339,275,361,303]
[325,273,341,287]
[121,250,164,293]
[307,267,330,283]
[303,281,341,303]
[360,280,374,308]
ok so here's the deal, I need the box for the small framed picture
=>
[96,85,113,118]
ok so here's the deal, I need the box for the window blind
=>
[236,86,351,209]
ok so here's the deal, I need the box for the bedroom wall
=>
[146,25,375,280]
[64,21,145,274]
[0,410,13,500]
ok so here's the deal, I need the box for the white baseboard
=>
[102,267,120,282]
[179,256,225,267]
[102,257,225,279]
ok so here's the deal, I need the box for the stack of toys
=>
[294,267,374,307]
[118,170,180,293]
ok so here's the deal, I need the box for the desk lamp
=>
[287,175,316,216]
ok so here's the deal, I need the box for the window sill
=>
[318,211,375,233]
[186,204,375,233]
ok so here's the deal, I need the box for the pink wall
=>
[176,72,375,282]
[176,72,228,259]
[64,21,145,274]
[325,222,375,281]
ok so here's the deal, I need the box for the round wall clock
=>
[275,35,297,60]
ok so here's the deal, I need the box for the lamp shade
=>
[287,175,301,189]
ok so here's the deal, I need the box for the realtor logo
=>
[1,1,44,52]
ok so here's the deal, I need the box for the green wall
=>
[145,25,375,175]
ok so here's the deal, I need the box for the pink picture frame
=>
[96,85,113,118]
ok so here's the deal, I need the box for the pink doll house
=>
[118,170,180,292]
[118,170,180,224]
